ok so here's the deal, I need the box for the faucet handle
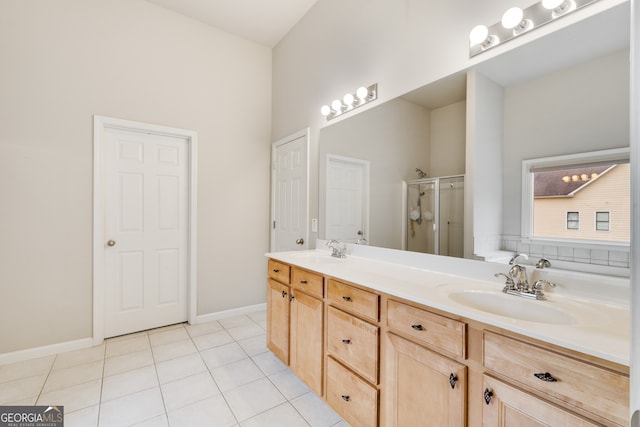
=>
[495,272,515,290]
[533,279,556,299]
[536,258,551,269]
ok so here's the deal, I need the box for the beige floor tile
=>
[101,365,159,402]
[99,387,164,427]
[148,327,190,347]
[167,395,237,427]
[151,339,197,363]
[236,334,268,357]
[218,315,254,330]
[200,342,248,370]
[192,330,234,351]
[64,404,99,427]
[155,352,207,385]
[103,348,154,377]
[226,324,265,341]
[212,358,264,392]
[0,374,47,404]
[223,377,287,422]
[185,320,223,337]
[53,344,105,370]
[37,379,102,413]
[241,402,309,427]
[0,356,54,384]
[105,335,150,358]
[42,360,103,393]
[160,371,220,411]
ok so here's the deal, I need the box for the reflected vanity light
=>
[469,0,600,57]
[321,83,378,121]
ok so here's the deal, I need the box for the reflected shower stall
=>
[405,175,464,257]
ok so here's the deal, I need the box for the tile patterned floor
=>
[0,310,349,426]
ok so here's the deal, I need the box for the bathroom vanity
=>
[265,248,629,427]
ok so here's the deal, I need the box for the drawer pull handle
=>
[449,373,458,389]
[273,269,280,273]
[342,339,351,344]
[342,296,352,302]
[300,280,308,284]
[411,324,424,331]
[281,290,287,298]
[483,388,493,405]
[289,294,295,301]
[341,395,350,402]
[534,372,558,382]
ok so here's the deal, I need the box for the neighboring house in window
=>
[533,163,630,242]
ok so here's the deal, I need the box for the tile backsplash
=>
[501,235,630,269]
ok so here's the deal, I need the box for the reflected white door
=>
[271,130,309,252]
[104,128,188,337]
[325,155,369,242]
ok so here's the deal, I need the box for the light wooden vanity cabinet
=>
[266,259,291,364]
[326,279,380,427]
[383,299,468,427]
[266,260,324,396]
[482,331,630,426]
[267,259,630,427]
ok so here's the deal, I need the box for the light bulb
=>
[502,7,523,29]
[320,105,331,116]
[356,87,369,101]
[562,176,570,183]
[343,93,355,106]
[542,0,565,9]
[331,99,343,112]
[469,25,489,45]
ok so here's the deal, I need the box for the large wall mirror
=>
[318,1,630,265]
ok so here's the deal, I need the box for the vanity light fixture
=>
[501,7,533,35]
[469,0,600,57]
[321,83,378,121]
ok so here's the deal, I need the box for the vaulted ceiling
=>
[145,0,319,47]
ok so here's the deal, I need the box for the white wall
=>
[430,101,466,178]
[0,0,271,354]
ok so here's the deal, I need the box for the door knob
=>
[107,240,116,247]
[295,238,304,245]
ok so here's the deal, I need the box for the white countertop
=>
[266,248,630,366]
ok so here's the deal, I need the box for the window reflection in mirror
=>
[522,148,630,246]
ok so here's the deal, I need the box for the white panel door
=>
[272,132,308,252]
[325,155,369,242]
[104,128,188,337]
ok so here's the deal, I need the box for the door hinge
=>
[273,221,276,229]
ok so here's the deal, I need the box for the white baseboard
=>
[0,337,94,366]
[194,303,266,324]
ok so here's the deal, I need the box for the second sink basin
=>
[447,290,575,325]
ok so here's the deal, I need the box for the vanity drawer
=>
[268,259,290,284]
[327,279,379,322]
[387,299,466,359]
[326,356,378,427]
[483,331,629,425]
[291,268,324,299]
[327,306,379,384]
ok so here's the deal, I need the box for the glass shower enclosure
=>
[405,175,464,257]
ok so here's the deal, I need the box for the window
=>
[522,148,630,246]
[595,211,610,231]
[566,212,579,230]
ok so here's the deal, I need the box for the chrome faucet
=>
[494,253,556,300]
[508,253,530,291]
[536,258,551,269]
[326,240,346,258]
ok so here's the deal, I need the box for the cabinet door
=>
[383,333,466,427]
[482,375,600,426]
[290,290,324,395]
[267,279,290,364]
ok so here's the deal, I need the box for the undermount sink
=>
[447,290,575,325]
